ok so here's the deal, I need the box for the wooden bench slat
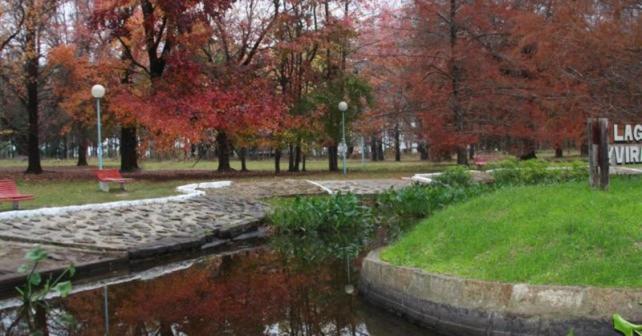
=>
[95,169,133,192]
[0,180,34,209]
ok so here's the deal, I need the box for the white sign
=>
[610,124,642,165]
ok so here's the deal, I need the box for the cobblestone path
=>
[0,178,410,287]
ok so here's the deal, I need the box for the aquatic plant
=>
[7,247,75,335]
[270,193,374,263]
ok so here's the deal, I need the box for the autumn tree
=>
[202,0,284,171]
[0,0,62,173]
[272,0,324,172]
[517,0,642,156]
[358,5,421,162]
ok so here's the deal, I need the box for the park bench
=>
[95,169,133,192]
[0,179,34,210]
[473,154,502,169]
[473,156,489,167]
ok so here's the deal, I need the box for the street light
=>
[92,84,106,170]
[338,101,348,175]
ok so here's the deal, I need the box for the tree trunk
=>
[418,142,429,160]
[457,147,468,165]
[449,0,468,167]
[274,148,282,174]
[302,153,307,172]
[62,136,68,159]
[555,144,563,158]
[77,129,88,167]
[580,143,589,157]
[120,126,139,172]
[328,145,339,172]
[295,144,302,172]
[288,143,296,172]
[394,125,401,162]
[370,136,379,161]
[24,21,42,174]
[216,132,233,172]
[240,147,248,172]
[377,139,386,161]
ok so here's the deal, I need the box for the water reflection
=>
[1,249,434,336]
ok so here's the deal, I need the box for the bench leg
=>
[12,201,19,210]
[99,182,110,192]
[120,182,126,191]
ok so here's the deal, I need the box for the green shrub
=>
[433,166,473,188]
[270,193,374,262]
[491,159,587,186]
[376,175,488,238]
[376,185,433,220]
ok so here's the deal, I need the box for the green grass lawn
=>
[381,176,642,287]
[1,180,196,211]
[0,156,453,173]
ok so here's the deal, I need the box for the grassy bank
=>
[381,176,642,287]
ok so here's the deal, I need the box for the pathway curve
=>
[0,178,410,292]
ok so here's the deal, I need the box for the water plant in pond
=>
[270,193,374,263]
[376,167,487,239]
[7,247,76,335]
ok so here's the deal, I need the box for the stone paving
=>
[0,242,122,281]
[0,179,412,251]
[314,179,413,195]
[0,196,267,251]
[0,178,410,287]
[210,179,327,199]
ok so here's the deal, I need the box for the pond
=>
[0,249,438,336]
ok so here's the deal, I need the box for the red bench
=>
[473,156,489,167]
[0,179,34,210]
[95,169,133,192]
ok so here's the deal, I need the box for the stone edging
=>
[360,249,642,336]
[305,180,334,195]
[0,181,232,220]
[411,172,443,184]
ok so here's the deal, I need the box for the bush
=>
[490,159,587,186]
[376,185,433,220]
[270,193,374,263]
[433,166,473,188]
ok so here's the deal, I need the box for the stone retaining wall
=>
[360,249,642,336]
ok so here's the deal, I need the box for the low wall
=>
[360,249,642,336]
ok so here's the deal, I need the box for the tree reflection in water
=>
[0,249,433,336]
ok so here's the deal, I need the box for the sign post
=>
[587,118,609,190]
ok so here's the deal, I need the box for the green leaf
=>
[53,281,72,297]
[17,264,30,273]
[26,247,48,262]
[28,273,42,286]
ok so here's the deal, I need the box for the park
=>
[0,0,641,335]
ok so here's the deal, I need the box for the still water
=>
[0,249,437,336]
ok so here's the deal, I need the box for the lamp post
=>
[338,101,348,175]
[91,84,106,170]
